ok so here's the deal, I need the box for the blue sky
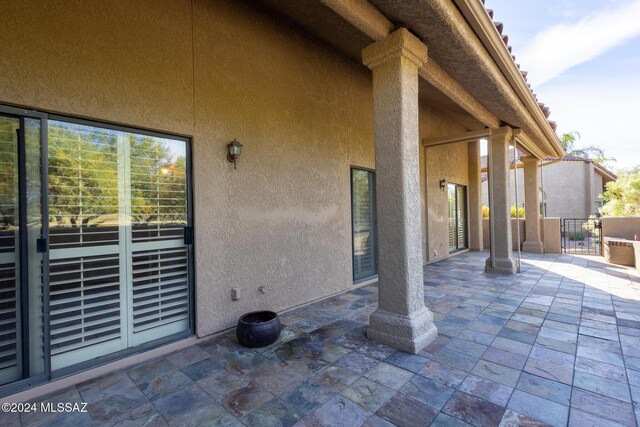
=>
[484,0,640,171]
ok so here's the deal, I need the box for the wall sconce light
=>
[440,179,446,191]
[227,138,243,169]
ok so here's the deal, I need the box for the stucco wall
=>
[602,217,640,241]
[424,140,469,263]
[0,0,469,337]
[481,161,608,219]
[543,161,589,218]
[482,218,560,253]
[541,218,561,254]
[480,167,526,212]
[483,219,525,251]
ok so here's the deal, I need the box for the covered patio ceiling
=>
[255,0,564,159]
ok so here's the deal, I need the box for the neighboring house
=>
[481,156,617,218]
[0,0,563,396]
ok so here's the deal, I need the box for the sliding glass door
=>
[448,183,467,253]
[0,109,47,388]
[47,119,191,370]
[0,107,192,394]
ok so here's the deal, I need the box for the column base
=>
[522,240,544,253]
[367,307,438,354]
[485,256,517,274]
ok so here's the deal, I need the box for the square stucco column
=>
[468,139,483,251]
[485,127,517,274]
[521,156,544,253]
[362,28,437,354]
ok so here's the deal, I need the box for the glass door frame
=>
[0,104,50,397]
[47,114,195,379]
[447,182,468,253]
[350,166,377,283]
[0,106,195,396]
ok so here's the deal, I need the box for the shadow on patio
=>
[3,251,640,427]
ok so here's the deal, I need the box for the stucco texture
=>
[0,0,475,338]
[191,0,377,336]
[481,218,560,254]
[602,217,640,241]
[482,161,610,220]
[424,139,469,263]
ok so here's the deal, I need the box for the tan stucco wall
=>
[542,161,588,218]
[483,219,525,251]
[0,0,195,135]
[602,217,640,241]
[541,217,561,254]
[191,1,381,335]
[424,139,469,263]
[0,0,472,337]
[0,0,373,337]
[481,161,608,219]
[482,217,560,253]
[480,167,524,213]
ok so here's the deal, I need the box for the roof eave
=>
[453,0,565,158]
[593,163,617,181]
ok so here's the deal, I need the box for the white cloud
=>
[519,0,640,85]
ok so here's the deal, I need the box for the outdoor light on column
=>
[227,138,243,169]
[440,179,446,191]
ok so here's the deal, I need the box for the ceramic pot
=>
[236,310,281,348]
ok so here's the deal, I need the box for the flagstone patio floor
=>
[3,251,640,427]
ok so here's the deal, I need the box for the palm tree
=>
[560,131,613,166]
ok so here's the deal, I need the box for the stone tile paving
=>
[2,251,640,426]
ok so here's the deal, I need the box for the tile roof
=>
[482,1,557,132]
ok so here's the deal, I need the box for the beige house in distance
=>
[0,0,564,397]
[481,155,617,219]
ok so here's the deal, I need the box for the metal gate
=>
[561,218,602,255]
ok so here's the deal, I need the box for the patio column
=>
[362,28,437,353]
[485,126,517,274]
[521,156,544,253]
[468,139,483,251]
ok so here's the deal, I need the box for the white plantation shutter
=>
[0,119,19,383]
[47,120,190,369]
[129,136,189,343]
[0,252,17,376]
[448,183,468,253]
[132,246,189,339]
[352,169,376,281]
[0,112,47,385]
[47,122,126,368]
[448,184,456,252]
[457,186,467,249]
[48,252,123,366]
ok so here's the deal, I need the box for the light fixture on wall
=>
[227,138,243,169]
[440,179,446,191]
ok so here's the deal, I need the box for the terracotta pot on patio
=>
[236,310,281,348]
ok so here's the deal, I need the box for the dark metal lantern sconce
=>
[227,139,243,169]
[439,179,446,191]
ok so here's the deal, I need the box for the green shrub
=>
[568,232,585,241]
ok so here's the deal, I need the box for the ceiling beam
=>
[320,0,500,128]
[422,129,489,147]
[420,62,500,128]
[514,130,546,160]
[319,0,393,39]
